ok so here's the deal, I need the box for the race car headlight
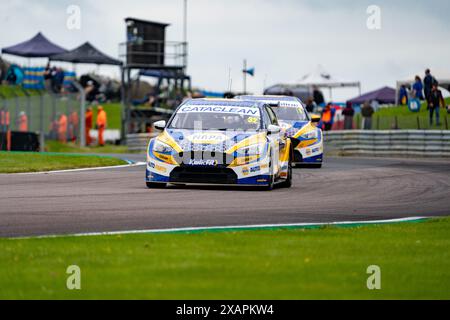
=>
[236,143,266,156]
[301,131,318,140]
[153,140,174,154]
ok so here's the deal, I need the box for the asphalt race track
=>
[0,156,449,238]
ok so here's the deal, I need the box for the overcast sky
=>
[1,0,449,100]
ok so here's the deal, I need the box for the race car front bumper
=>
[291,140,323,165]
[146,156,274,186]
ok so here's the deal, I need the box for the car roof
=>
[183,98,263,109]
[236,95,300,101]
[236,95,305,107]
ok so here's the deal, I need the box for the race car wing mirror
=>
[267,124,281,135]
[154,120,167,131]
[310,115,321,123]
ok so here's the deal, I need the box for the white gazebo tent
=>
[396,71,450,105]
[296,65,361,100]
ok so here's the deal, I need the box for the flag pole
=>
[243,59,247,94]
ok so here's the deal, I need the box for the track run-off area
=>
[0,156,449,238]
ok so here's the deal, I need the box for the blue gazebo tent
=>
[1,32,67,58]
[50,42,122,66]
[347,86,396,105]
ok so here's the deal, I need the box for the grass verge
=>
[0,218,449,299]
[0,152,127,173]
[367,98,450,130]
[44,141,131,154]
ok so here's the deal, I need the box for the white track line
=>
[14,162,146,175]
[21,216,429,239]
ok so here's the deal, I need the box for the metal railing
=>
[325,130,450,157]
[0,86,85,151]
[126,132,156,152]
[119,40,188,69]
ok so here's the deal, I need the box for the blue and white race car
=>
[146,99,293,190]
[237,95,323,168]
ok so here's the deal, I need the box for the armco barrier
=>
[129,130,450,157]
[324,130,450,157]
[127,133,156,152]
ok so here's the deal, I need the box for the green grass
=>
[363,98,450,130]
[0,218,449,299]
[0,85,43,99]
[44,141,130,154]
[0,152,127,173]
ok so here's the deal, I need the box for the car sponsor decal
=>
[187,159,218,166]
[148,161,167,173]
[186,132,228,144]
[178,105,260,116]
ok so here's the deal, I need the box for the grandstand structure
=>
[119,18,190,139]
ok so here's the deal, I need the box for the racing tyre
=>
[146,182,167,189]
[264,157,275,191]
[279,158,293,188]
[264,174,275,191]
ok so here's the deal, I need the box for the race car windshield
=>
[273,107,309,121]
[169,106,262,130]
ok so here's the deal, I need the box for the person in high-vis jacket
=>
[68,110,79,142]
[0,108,11,151]
[321,103,336,131]
[96,106,107,146]
[85,107,93,146]
[17,111,28,132]
[58,113,68,143]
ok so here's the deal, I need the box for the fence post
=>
[445,114,448,130]
[39,92,45,151]
[376,116,380,130]
[416,116,420,130]
[394,116,398,130]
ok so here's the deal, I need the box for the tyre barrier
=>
[324,130,450,158]
[0,131,40,152]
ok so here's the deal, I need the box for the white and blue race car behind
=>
[236,95,324,168]
[146,99,293,190]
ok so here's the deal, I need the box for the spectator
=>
[305,98,316,113]
[85,107,93,146]
[6,68,17,85]
[17,111,28,132]
[399,85,408,105]
[0,107,11,151]
[342,102,355,130]
[49,115,59,140]
[68,109,79,142]
[51,67,65,94]
[58,113,68,143]
[321,103,335,131]
[85,81,98,102]
[313,86,325,106]
[96,106,107,146]
[43,63,53,91]
[427,82,445,126]
[361,101,375,130]
[424,69,434,103]
[412,76,424,100]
